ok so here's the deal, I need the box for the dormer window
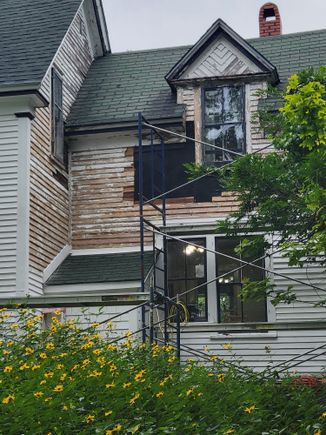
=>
[202,85,245,163]
[51,68,65,164]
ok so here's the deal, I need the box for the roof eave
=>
[165,18,279,86]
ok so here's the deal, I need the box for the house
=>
[0,1,325,373]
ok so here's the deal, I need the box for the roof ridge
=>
[109,27,326,56]
[109,45,191,55]
[248,27,326,42]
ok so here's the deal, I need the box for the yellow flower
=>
[26,319,35,328]
[33,391,44,398]
[224,429,235,434]
[210,355,220,362]
[105,410,113,416]
[46,342,55,350]
[130,393,140,405]
[3,366,12,373]
[244,405,256,414]
[123,382,131,389]
[114,424,122,432]
[2,394,15,404]
[39,352,47,359]
[34,314,43,321]
[81,358,91,367]
[53,384,64,393]
[106,320,113,329]
[32,364,40,371]
[134,370,145,381]
[313,431,321,435]
[321,411,326,418]
[44,371,54,379]
[186,388,193,397]
[3,350,11,356]
[107,344,117,351]
[7,340,14,347]
[168,356,177,363]
[44,396,53,402]
[88,370,102,378]
[105,383,115,389]
[93,348,102,355]
[217,373,225,382]
[40,380,47,385]
[131,425,140,433]
[19,363,30,370]
[85,415,95,424]
[223,343,232,350]
[57,364,65,370]
[109,363,118,373]
[10,323,18,329]
[60,373,67,381]
[53,309,62,316]
[156,391,164,398]
[63,405,69,411]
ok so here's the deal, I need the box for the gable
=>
[180,35,262,80]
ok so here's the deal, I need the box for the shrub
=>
[0,308,325,434]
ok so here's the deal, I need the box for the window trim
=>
[201,84,246,163]
[51,67,65,166]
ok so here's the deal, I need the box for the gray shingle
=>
[0,0,81,89]
[67,29,326,128]
[46,251,153,286]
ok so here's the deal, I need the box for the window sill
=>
[209,331,278,340]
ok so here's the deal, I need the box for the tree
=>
[192,68,326,306]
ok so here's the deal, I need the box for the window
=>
[168,238,207,322]
[203,86,245,163]
[216,238,267,323]
[51,68,65,163]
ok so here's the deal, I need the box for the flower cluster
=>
[0,308,325,434]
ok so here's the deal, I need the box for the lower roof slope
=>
[67,29,326,128]
[46,251,153,286]
[0,0,81,90]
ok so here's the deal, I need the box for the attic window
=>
[51,68,65,164]
[263,8,276,21]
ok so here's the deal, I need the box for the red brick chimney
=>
[259,3,282,37]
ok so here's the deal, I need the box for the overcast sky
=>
[103,0,326,52]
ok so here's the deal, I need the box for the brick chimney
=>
[259,3,282,37]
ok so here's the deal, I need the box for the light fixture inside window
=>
[184,245,204,255]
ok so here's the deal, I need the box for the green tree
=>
[216,68,326,305]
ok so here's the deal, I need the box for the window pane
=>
[185,240,205,279]
[223,86,242,122]
[219,284,242,323]
[53,73,63,108]
[224,124,245,153]
[167,240,185,279]
[204,89,223,124]
[216,239,241,280]
[54,106,64,162]
[242,298,266,322]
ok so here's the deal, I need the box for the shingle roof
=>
[67,29,326,128]
[46,251,153,286]
[0,0,82,90]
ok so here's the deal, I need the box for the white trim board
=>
[43,245,71,282]
[71,246,152,256]
[44,280,140,295]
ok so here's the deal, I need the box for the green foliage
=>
[0,309,325,434]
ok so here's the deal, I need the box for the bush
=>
[0,308,325,434]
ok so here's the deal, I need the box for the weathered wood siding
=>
[29,5,94,292]
[0,114,19,294]
[70,140,239,249]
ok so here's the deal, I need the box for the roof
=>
[165,19,278,84]
[67,28,326,128]
[46,251,153,286]
[0,0,82,91]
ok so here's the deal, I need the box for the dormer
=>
[165,19,279,164]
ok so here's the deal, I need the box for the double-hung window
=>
[203,85,245,163]
[51,68,65,164]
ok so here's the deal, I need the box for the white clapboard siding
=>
[272,251,326,321]
[0,115,19,293]
[64,306,141,339]
[176,328,326,374]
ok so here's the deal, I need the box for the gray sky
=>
[103,0,326,52]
